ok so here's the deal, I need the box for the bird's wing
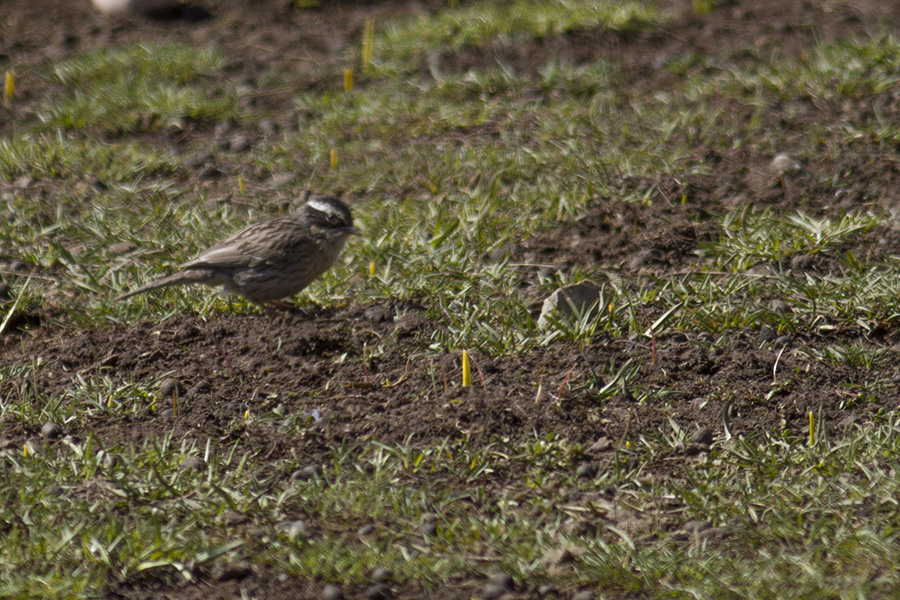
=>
[179,218,310,271]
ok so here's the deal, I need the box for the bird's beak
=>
[343,225,361,235]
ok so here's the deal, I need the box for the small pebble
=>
[158,378,182,398]
[358,523,375,537]
[770,153,802,174]
[538,584,558,596]
[588,437,611,453]
[41,422,62,439]
[277,519,311,538]
[259,119,278,135]
[229,135,251,153]
[180,456,204,471]
[322,584,345,600]
[419,522,437,536]
[576,462,599,479]
[773,335,793,346]
[769,299,791,314]
[370,567,392,582]
[572,591,594,600]
[482,585,509,600]
[12,175,33,189]
[489,573,514,591]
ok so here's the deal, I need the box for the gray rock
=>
[322,584,345,600]
[41,422,62,439]
[538,281,604,331]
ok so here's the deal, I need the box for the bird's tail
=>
[115,270,216,301]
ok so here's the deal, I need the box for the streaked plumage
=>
[116,195,358,308]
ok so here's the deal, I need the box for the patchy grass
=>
[4,0,900,598]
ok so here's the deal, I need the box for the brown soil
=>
[4,0,900,598]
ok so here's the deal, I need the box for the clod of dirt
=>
[774,335,793,346]
[108,241,137,255]
[572,590,594,600]
[393,311,428,337]
[542,547,575,568]
[769,299,791,314]
[210,560,252,581]
[322,584,345,600]
[370,567,393,583]
[760,326,777,343]
[0,282,10,302]
[588,437,612,453]
[365,305,392,323]
[790,253,816,272]
[158,378,182,398]
[690,427,714,446]
[276,519,311,538]
[489,573,515,592]
[537,280,603,331]
[364,583,393,600]
[41,422,62,439]
[189,152,214,168]
[180,455,205,471]
[218,511,249,526]
[198,166,223,181]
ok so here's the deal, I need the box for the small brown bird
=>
[117,195,358,310]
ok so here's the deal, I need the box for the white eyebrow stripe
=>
[307,199,336,214]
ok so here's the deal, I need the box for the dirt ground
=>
[4,0,900,598]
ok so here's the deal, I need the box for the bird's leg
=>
[266,300,302,312]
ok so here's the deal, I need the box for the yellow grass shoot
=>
[461,351,471,387]
[808,411,815,446]
[3,71,14,106]
[361,18,374,74]
[344,68,354,91]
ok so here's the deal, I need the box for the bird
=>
[116,194,359,311]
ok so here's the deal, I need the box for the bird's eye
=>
[326,213,341,225]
